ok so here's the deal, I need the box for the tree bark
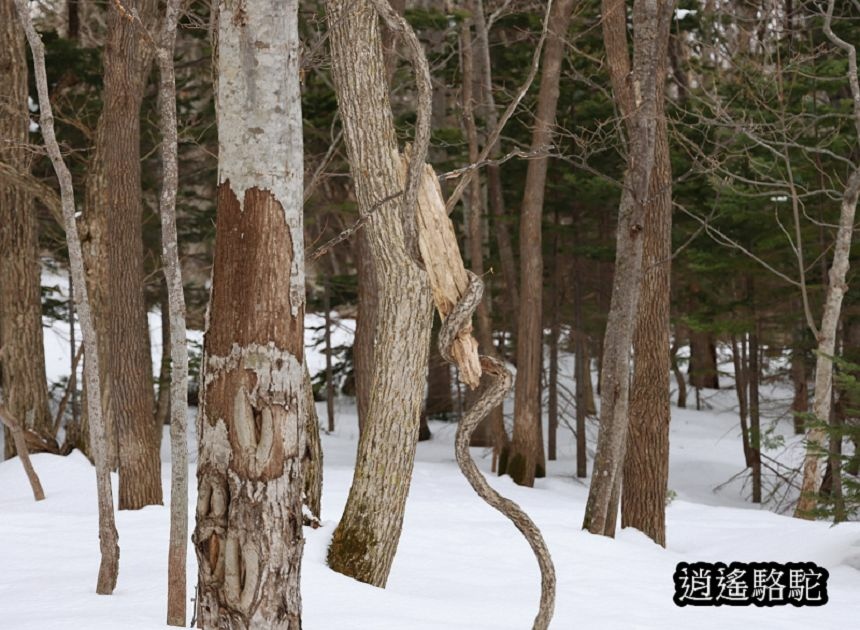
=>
[156,290,172,428]
[0,0,52,459]
[460,11,505,451]
[354,0,405,437]
[0,406,45,501]
[324,275,335,433]
[506,0,575,487]
[153,0,188,622]
[796,2,860,518]
[582,0,675,538]
[670,336,687,409]
[573,240,587,478]
[689,329,719,390]
[15,0,120,592]
[83,0,162,508]
[193,0,306,625]
[791,320,809,435]
[471,0,519,341]
[303,365,323,522]
[621,106,671,547]
[325,0,434,587]
[749,325,762,504]
[731,335,752,467]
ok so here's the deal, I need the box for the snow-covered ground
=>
[1,285,859,628]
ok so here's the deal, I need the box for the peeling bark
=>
[194,0,305,625]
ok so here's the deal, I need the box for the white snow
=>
[1,289,859,628]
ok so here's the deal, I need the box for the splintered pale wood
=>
[398,153,481,388]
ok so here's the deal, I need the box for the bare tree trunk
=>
[506,0,575,487]
[582,0,675,538]
[324,275,335,433]
[460,11,505,452]
[749,325,762,504]
[353,0,405,437]
[152,0,188,622]
[1,0,52,459]
[464,0,520,345]
[16,0,120,592]
[796,2,860,518]
[573,242,587,478]
[354,233,377,435]
[731,335,752,467]
[193,0,305,625]
[0,406,45,500]
[155,291,172,428]
[426,333,454,419]
[670,336,687,409]
[689,329,719,390]
[548,308,559,462]
[621,106,671,547]
[303,365,323,522]
[83,0,162,508]
[791,320,809,435]
[325,0,433,587]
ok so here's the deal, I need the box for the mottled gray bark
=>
[152,0,188,622]
[796,0,860,519]
[193,0,305,626]
[325,0,433,587]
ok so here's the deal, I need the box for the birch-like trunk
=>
[795,0,860,519]
[153,0,188,623]
[14,0,120,593]
[582,0,675,538]
[193,0,305,625]
[325,0,434,587]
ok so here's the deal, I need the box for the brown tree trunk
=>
[670,336,687,409]
[303,365,323,522]
[749,326,762,504]
[465,0,519,345]
[731,335,752,467]
[0,406,45,501]
[324,275,336,433]
[791,320,809,435]
[689,329,719,390]
[193,0,305,624]
[426,334,454,420]
[155,291,171,428]
[582,0,675,538]
[354,232,377,435]
[1,0,52,459]
[325,0,434,587]
[506,0,575,487]
[573,241,587,478]
[621,106,671,547]
[460,12,506,452]
[83,0,161,508]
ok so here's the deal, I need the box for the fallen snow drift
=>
[1,400,859,629]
